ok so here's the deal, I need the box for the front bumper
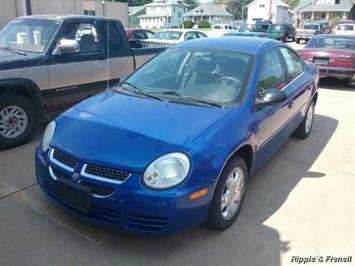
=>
[35,147,214,234]
[295,34,313,40]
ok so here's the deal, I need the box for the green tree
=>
[225,0,253,20]
[184,0,199,9]
[283,0,300,9]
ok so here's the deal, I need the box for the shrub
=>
[198,20,211,29]
[181,20,193,29]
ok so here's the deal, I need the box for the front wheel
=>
[206,156,247,230]
[293,101,315,139]
[0,94,35,149]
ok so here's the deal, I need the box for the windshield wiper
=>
[118,81,165,102]
[0,46,27,56]
[159,91,224,108]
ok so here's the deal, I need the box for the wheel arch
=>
[0,78,46,120]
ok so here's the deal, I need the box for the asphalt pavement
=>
[0,43,354,266]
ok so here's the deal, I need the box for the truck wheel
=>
[206,156,247,230]
[296,38,300,44]
[293,101,315,139]
[0,94,35,149]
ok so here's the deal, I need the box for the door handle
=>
[288,100,294,108]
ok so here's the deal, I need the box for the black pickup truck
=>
[0,15,163,149]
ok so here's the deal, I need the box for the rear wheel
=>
[293,101,315,139]
[206,156,247,230]
[0,94,35,149]
[296,38,300,44]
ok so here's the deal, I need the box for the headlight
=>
[41,121,56,152]
[143,153,190,189]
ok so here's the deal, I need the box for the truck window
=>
[61,22,103,54]
[101,21,124,57]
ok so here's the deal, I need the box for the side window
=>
[197,32,206,38]
[146,31,155,38]
[184,32,198,40]
[133,31,147,39]
[258,48,287,90]
[279,47,304,79]
[101,21,124,56]
[62,22,103,54]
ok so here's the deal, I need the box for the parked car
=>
[298,35,355,83]
[266,23,295,42]
[223,31,272,38]
[0,15,164,149]
[334,24,355,35]
[141,29,207,48]
[126,28,155,48]
[210,24,237,37]
[295,23,323,44]
[35,37,319,234]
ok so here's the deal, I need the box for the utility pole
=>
[102,0,106,17]
[269,0,272,21]
[25,0,32,15]
[241,0,244,21]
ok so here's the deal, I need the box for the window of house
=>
[258,48,287,90]
[335,0,340,3]
[259,4,265,8]
[84,10,96,16]
[173,7,176,12]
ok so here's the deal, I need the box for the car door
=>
[278,46,312,132]
[253,46,292,169]
[47,20,108,109]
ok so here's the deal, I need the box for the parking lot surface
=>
[0,60,354,265]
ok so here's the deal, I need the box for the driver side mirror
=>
[255,89,287,109]
[52,39,80,56]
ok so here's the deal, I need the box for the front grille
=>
[80,181,115,196]
[127,214,168,231]
[52,149,77,169]
[51,167,71,180]
[85,164,130,181]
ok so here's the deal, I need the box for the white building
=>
[185,4,234,27]
[138,0,190,29]
[0,0,128,30]
[246,0,292,25]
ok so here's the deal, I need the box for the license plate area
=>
[314,57,329,65]
[56,178,92,214]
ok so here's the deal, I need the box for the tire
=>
[282,36,287,43]
[293,101,315,139]
[0,94,36,149]
[206,156,247,230]
[296,38,300,44]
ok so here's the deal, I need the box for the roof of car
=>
[175,37,275,54]
[17,15,116,21]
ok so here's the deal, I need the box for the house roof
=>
[186,4,234,17]
[294,0,354,12]
[129,6,146,16]
[246,0,289,8]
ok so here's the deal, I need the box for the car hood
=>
[52,90,232,173]
[0,50,43,70]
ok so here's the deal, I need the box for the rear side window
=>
[258,48,287,90]
[279,47,304,79]
[101,21,124,56]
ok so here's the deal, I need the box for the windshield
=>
[120,48,254,106]
[0,18,60,53]
[306,37,355,50]
[304,24,320,30]
[152,31,183,40]
[337,24,354,31]
[268,25,282,32]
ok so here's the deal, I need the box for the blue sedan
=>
[35,37,319,234]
